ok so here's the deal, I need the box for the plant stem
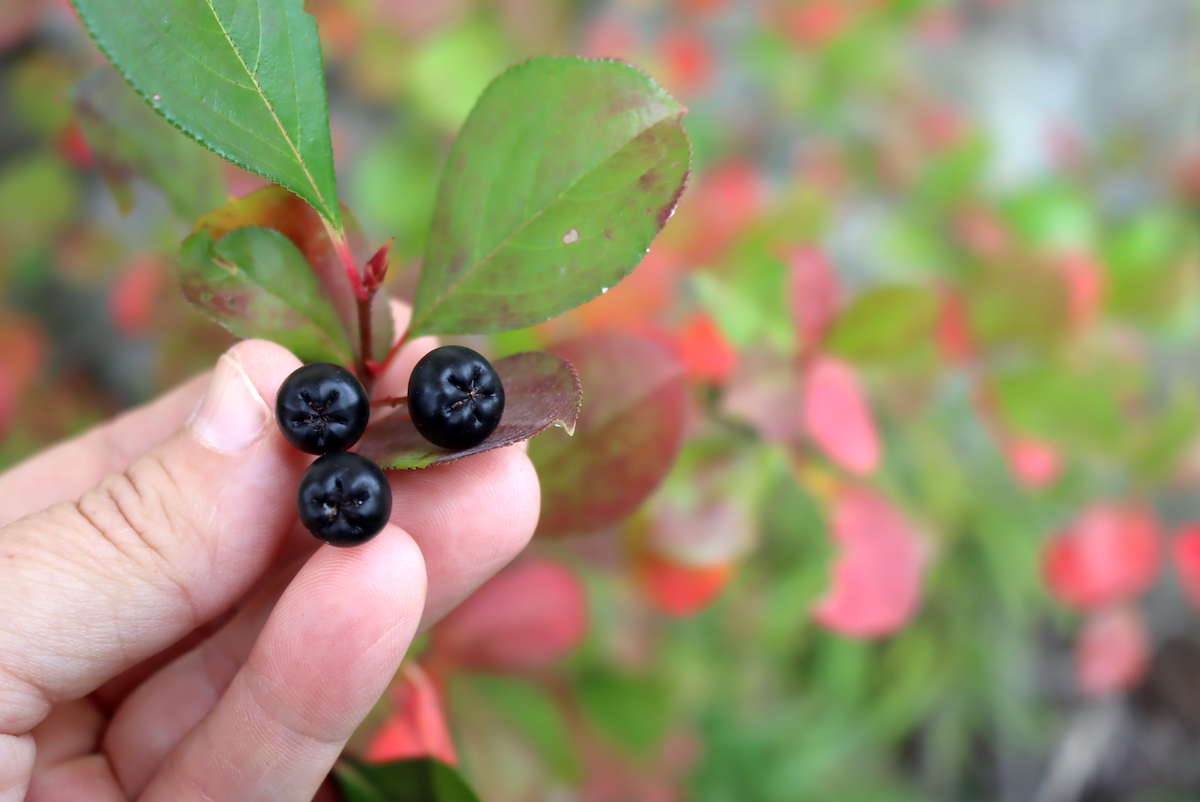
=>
[357,293,376,394]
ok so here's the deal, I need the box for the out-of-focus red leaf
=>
[1171,524,1200,609]
[1003,434,1062,490]
[721,348,804,444]
[658,29,714,98]
[361,351,581,470]
[676,161,766,264]
[531,335,687,536]
[375,0,469,37]
[365,663,458,766]
[953,204,1008,257]
[57,121,94,169]
[636,551,734,618]
[782,1,849,48]
[581,16,638,60]
[110,255,165,338]
[670,313,736,385]
[429,558,588,673]
[1075,605,1149,697]
[676,0,732,15]
[813,485,925,638]
[0,0,39,54]
[802,356,880,476]
[787,246,839,359]
[1043,504,1162,611]
[935,288,974,363]
[0,318,45,440]
[913,8,960,47]
[1054,251,1106,331]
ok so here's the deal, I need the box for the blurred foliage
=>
[7,0,1200,800]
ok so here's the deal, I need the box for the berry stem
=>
[376,330,411,377]
[371,395,408,408]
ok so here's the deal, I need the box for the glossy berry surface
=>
[275,362,370,455]
[408,345,505,450]
[297,451,392,546]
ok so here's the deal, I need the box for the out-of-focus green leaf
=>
[0,154,79,271]
[473,675,583,782]
[993,365,1128,452]
[179,227,354,365]
[576,667,672,756]
[408,18,512,132]
[75,67,225,220]
[409,57,691,336]
[824,285,939,364]
[350,133,441,259]
[335,759,481,802]
[72,0,342,229]
[1002,184,1093,250]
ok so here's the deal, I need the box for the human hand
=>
[0,316,540,801]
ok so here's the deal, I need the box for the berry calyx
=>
[297,451,392,546]
[408,345,505,450]
[275,362,370,455]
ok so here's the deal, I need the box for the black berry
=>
[407,345,505,450]
[275,362,369,455]
[297,451,392,546]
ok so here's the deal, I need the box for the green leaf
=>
[576,667,672,756]
[473,675,583,782]
[993,365,1127,452]
[531,334,688,536]
[409,56,691,337]
[179,226,354,364]
[75,67,226,220]
[824,285,939,364]
[335,759,481,802]
[72,0,342,229]
[192,186,393,364]
[359,352,581,470]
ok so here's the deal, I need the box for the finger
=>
[103,446,539,790]
[0,340,304,759]
[141,526,426,801]
[392,446,541,627]
[103,558,305,797]
[26,754,124,802]
[30,699,106,769]
[0,373,209,524]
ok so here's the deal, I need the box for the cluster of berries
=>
[274,346,506,546]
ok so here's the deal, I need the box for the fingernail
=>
[188,354,269,453]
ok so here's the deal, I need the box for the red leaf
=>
[1075,606,1149,697]
[1054,251,1106,331]
[935,288,974,363]
[581,16,638,61]
[365,663,458,766]
[676,161,766,263]
[1043,504,1162,611]
[802,357,880,476]
[1003,435,1062,490]
[110,255,165,337]
[1171,524,1200,610]
[813,486,925,639]
[532,334,688,536]
[360,351,581,470]
[787,246,839,358]
[0,319,45,440]
[783,1,849,48]
[671,312,736,385]
[430,558,588,673]
[635,552,734,617]
[721,348,805,444]
[658,29,715,98]
[561,245,680,335]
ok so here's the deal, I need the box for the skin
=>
[0,302,540,801]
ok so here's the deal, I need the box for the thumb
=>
[0,341,304,778]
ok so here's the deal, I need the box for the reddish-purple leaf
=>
[358,351,581,470]
[813,485,926,639]
[530,334,688,536]
[191,186,392,363]
[802,356,881,476]
[787,245,839,358]
[1075,605,1149,697]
